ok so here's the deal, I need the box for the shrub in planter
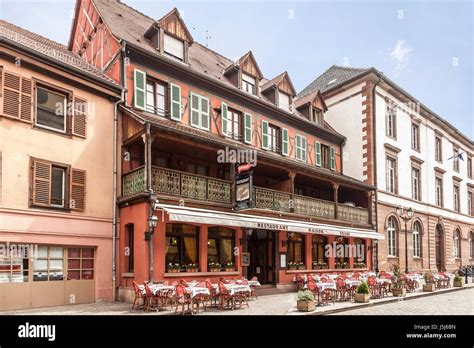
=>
[296,290,316,312]
[354,282,370,303]
[297,262,306,270]
[184,263,199,272]
[453,274,463,287]
[391,263,406,297]
[423,271,436,292]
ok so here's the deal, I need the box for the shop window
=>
[207,227,235,267]
[311,235,328,267]
[0,245,29,283]
[67,247,95,280]
[165,224,199,270]
[334,237,349,266]
[33,246,64,281]
[287,233,305,264]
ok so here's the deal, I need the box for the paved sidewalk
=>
[2,283,473,316]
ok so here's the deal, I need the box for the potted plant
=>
[335,262,341,269]
[297,262,306,270]
[320,261,328,269]
[391,263,406,297]
[208,262,221,272]
[296,290,316,312]
[288,262,298,270]
[224,261,235,272]
[453,274,463,287]
[342,261,348,269]
[184,263,198,273]
[423,271,436,292]
[167,263,180,273]
[354,282,370,303]
[312,261,320,270]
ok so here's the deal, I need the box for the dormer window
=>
[242,73,256,95]
[278,91,290,111]
[164,33,184,61]
[312,108,324,125]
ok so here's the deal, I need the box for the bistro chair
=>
[191,282,208,314]
[174,284,192,315]
[179,279,189,287]
[143,282,160,311]
[205,280,219,307]
[249,276,259,300]
[367,276,380,298]
[218,281,237,310]
[132,281,146,310]
[335,277,347,301]
[306,280,320,304]
[320,276,329,283]
[295,274,305,291]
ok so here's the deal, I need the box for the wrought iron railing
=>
[253,187,292,212]
[337,204,370,225]
[294,194,335,219]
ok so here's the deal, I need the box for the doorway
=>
[247,230,276,284]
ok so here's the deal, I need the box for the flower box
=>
[167,269,180,273]
[288,266,297,271]
[423,284,435,292]
[297,300,316,312]
[354,293,370,303]
[225,268,235,272]
[209,268,221,273]
[453,280,463,287]
[186,268,198,273]
[297,266,306,270]
[392,287,406,297]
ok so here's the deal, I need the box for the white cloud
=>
[390,40,413,77]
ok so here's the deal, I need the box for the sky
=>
[1,0,473,139]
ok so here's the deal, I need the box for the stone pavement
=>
[2,283,473,316]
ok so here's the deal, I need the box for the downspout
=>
[372,73,383,273]
[112,41,127,302]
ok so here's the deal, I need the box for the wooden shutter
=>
[330,146,335,170]
[315,142,321,166]
[170,83,181,121]
[244,113,252,144]
[301,137,307,162]
[72,97,87,138]
[221,102,229,136]
[281,128,289,156]
[189,92,200,127]
[133,69,146,110]
[19,77,33,122]
[2,71,20,119]
[32,160,52,206]
[261,120,269,150]
[200,96,210,130]
[70,168,86,211]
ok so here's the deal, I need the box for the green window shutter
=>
[244,113,252,144]
[316,142,322,166]
[296,135,301,160]
[190,92,200,127]
[133,69,146,110]
[302,137,307,162]
[221,102,229,136]
[170,83,181,120]
[201,97,210,131]
[330,146,336,170]
[261,120,269,149]
[281,128,289,156]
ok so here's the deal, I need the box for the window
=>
[31,159,86,211]
[67,248,94,280]
[145,80,167,116]
[278,91,290,111]
[453,183,460,212]
[453,147,460,172]
[0,246,29,283]
[453,229,461,258]
[33,246,64,281]
[311,235,328,266]
[314,110,324,125]
[470,231,474,259]
[187,162,208,176]
[126,224,134,273]
[353,238,366,264]
[435,136,443,162]
[413,222,421,257]
[468,157,472,179]
[435,176,443,207]
[411,123,420,151]
[295,134,307,162]
[268,124,281,153]
[287,233,305,264]
[387,217,397,256]
[165,224,199,269]
[321,144,330,169]
[411,167,421,201]
[385,102,396,138]
[242,73,256,95]
[36,86,67,133]
[468,191,473,216]
[163,33,184,60]
[228,108,242,140]
[334,237,349,265]
[386,157,397,193]
[207,227,235,267]
[189,92,210,130]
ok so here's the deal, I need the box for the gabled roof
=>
[224,51,263,79]
[146,7,194,43]
[0,19,119,88]
[294,90,328,111]
[298,65,370,98]
[261,71,297,96]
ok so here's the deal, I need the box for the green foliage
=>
[391,263,405,289]
[297,290,315,302]
[423,271,435,284]
[356,281,369,294]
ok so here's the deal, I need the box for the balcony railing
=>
[122,166,231,204]
[122,167,369,225]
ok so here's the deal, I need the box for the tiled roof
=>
[0,19,120,88]
[298,65,370,98]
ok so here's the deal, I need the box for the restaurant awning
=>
[157,204,384,240]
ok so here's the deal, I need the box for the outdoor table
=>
[406,274,422,281]
[345,279,361,287]
[213,283,252,295]
[138,284,174,295]
[316,282,337,291]
[248,280,261,287]
[185,286,210,298]
[376,278,392,284]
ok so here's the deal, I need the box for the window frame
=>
[33,246,64,282]
[385,101,397,139]
[411,122,420,151]
[435,135,443,162]
[453,146,460,173]
[387,217,397,257]
[295,134,307,162]
[67,247,95,280]
[386,156,397,194]
[411,166,421,201]
[453,183,460,212]
[189,92,210,131]
[145,79,168,116]
[50,165,66,208]
[242,73,256,95]
[227,107,242,141]
[163,33,185,61]
[287,233,305,264]
[268,123,281,154]
[321,144,330,169]
[207,227,236,266]
[277,90,290,111]
[468,157,472,179]
[453,230,461,258]
[468,190,473,216]
[435,175,444,207]
[35,84,68,134]
[412,221,422,257]
[165,224,200,269]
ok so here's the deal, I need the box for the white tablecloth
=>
[213,284,252,295]
[185,287,210,298]
[316,282,336,290]
[248,280,261,287]
[406,274,422,281]
[376,278,392,284]
[345,280,361,287]
[138,284,174,295]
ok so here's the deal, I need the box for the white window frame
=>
[387,217,397,257]
[295,134,307,162]
[50,166,66,208]
[412,222,421,257]
[242,73,256,95]
[189,92,210,131]
[386,157,396,193]
[411,167,420,201]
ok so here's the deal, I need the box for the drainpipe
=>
[372,73,383,274]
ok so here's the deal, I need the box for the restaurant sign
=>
[234,171,253,211]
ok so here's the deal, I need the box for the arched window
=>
[470,231,474,259]
[387,217,397,256]
[453,229,461,258]
[412,221,421,257]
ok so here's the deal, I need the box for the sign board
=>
[237,163,252,173]
[280,254,287,268]
[234,171,253,211]
[241,252,250,267]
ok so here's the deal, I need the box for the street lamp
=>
[147,192,159,284]
[148,215,158,229]
[396,205,414,273]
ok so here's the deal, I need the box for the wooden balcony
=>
[122,167,370,225]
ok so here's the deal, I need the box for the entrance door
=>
[435,225,444,271]
[247,230,275,284]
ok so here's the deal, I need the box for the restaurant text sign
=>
[235,171,253,211]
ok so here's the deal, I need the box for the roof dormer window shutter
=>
[261,120,269,150]
[133,69,146,111]
[164,33,184,61]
